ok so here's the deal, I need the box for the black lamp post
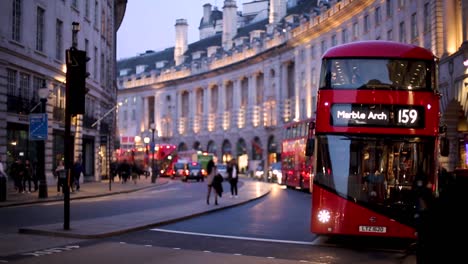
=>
[143,136,150,168]
[150,123,156,183]
[37,81,48,198]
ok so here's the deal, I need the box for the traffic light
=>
[66,47,89,115]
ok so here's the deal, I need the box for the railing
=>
[53,107,65,123]
[7,95,37,115]
[83,115,98,129]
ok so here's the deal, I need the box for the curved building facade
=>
[0,0,126,184]
[117,0,468,173]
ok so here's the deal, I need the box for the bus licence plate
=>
[359,226,386,233]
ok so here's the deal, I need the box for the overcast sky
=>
[117,0,251,60]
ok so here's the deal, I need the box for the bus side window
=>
[306,138,315,157]
[440,137,449,157]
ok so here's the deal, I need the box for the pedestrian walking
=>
[206,159,219,205]
[72,159,84,191]
[227,158,239,198]
[31,160,38,191]
[23,159,34,193]
[0,156,7,201]
[118,159,131,183]
[10,159,25,193]
[55,160,66,194]
[0,156,8,179]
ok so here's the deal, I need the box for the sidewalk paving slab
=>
[16,178,271,239]
[1,176,167,208]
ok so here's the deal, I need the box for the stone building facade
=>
[117,0,468,174]
[0,0,127,185]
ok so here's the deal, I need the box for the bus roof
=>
[323,41,435,60]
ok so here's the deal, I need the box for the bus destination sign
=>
[330,104,424,128]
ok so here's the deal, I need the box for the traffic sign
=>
[29,113,48,140]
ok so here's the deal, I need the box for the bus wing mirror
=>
[305,138,315,157]
[440,137,449,157]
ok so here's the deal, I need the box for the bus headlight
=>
[317,209,331,223]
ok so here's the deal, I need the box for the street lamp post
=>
[150,123,156,183]
[143,136,150,169]
[37,82,49,198]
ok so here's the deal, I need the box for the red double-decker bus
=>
[308,41,448,239]
[281,118,315,191]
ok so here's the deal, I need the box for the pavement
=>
[1,175,271,239]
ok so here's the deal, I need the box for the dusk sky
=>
[117,0,251,60]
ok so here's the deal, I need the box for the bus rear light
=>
[318,209,331,223]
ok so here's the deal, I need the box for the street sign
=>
[29,113,48,141]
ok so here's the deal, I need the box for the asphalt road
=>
[1,179,416,263]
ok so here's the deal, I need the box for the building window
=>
[311,68,317,85]
[101,8,106,34]
[36,6,45,52]
[85,39,89,53]
[85,0,90,18]
[94,47,98,79]
[331,34,337,47]
[72,0,78,9]
[398,0,404,8]
[94,1,99,27]
[320,40,326,55]
[424,3,430,32]
[387,29,393,41]
[7,69,17,96]
[11,0,21,42]
[56,19,63,61]
[363,15,370,33]
[375,6,381,25]
[136,65,146,74]
[352,22,359,39]
[131,109,136,121]
[411,13,418,39]
[342,28,348,43]
[386,0,392,17]
[19,72,30,99]
[399,21,406,43]
[100,53,105,84]
[310,45,316,59]
[33,76,44,102]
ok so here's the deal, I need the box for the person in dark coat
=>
[212,172,223,198]
[118,159,131,183]
[227,158,239,198]
[205,159,219,205]
[72,159,84,191]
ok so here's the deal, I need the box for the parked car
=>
[217,163,228,179]
[268,162,282,184]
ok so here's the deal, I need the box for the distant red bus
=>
[281,118,315,191]
[308,41,448,239]
[156,144,177,177]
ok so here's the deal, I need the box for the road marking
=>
[147,187,180,194]
[20,245,79,257]
[150,228,315,245]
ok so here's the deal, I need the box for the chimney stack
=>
[202,3,212,26]
[269,0,287,24]
[174,19,188,66]
[222,0,237,51]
